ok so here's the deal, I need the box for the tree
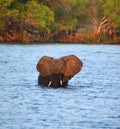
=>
[46,0,88,41]
[25,0,54,31]
[93,0,120,43]
[0,0,55,41]
[0,0,20,41]
[0,0,14,30]
[102,0,120,29]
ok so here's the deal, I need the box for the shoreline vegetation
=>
[0,0,120,44]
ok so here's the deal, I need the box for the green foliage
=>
[102,0,120,28]
[100,34,113,43]
[50,0,88,31]
[0,0,120,43]
[9,0,25,12]
[24,0,54,31]
[59,19,78,30]
[0,0,13,8]
[0,0,54,31]
[53,6,65,20]
[0,0,16,30]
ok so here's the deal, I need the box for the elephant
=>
[36,54,83,88]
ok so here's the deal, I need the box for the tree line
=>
[0,0,120,43]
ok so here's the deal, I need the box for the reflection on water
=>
[0,44,120,129]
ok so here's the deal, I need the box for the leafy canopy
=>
[102,0,120,28]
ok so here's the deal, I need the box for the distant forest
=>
[0,0,120,43]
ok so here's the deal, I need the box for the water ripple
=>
[0,44,120,129]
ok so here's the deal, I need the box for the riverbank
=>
[0,33,120,44]
[0,41,120,45]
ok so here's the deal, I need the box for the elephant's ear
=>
[36,56,53,76]
[61,55,83,80]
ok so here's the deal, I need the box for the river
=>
[0,43,120,129]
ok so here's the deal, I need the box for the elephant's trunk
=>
[48,79,63,87]
[49,73,64,88]
[38,74,68,88]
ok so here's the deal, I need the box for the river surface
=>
[0,43,120,129]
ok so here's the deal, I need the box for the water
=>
[0,43,120,129]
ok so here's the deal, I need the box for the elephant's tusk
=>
[60,80,63,86]
[48,81,52,87]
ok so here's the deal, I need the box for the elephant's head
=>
[36,54,83,88]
